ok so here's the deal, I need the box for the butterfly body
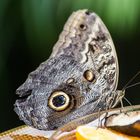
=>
[14,9,119,130]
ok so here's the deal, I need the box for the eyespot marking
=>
[48,91,70,111]
[79,24,87,30]
[85,10,91,15]
[83,70,95,82]
[67,78,75,84]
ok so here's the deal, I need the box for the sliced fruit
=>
[76,125,140,140]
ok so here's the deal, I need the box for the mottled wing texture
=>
[14,9,119,130]
[51,9,119,94]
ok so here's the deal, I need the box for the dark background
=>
[0,0,140,132]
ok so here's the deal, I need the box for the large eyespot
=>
[48,91,70,111]
[83,70,95,82]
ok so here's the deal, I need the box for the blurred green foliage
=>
[0,0,140,132]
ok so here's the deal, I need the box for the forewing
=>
[51,9,119,99]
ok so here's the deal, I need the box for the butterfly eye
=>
[48,91,70,111]
[79,24,87,30]
[83,70,95,82]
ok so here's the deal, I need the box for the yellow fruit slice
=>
[76,126,140,140]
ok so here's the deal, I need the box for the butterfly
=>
[14,9,122,130]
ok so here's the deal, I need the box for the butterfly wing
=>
[51,9,119,105]
[14,9,119,130]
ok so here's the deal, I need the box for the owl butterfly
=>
[14,9,121,130]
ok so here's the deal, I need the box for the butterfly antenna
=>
[124,82,140,90]
[123,96,135,111]
[123,96,132,106]
[122,71,140,91]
